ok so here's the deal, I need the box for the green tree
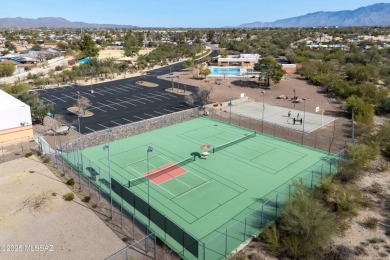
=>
[254,56,285,87]
[79,35,99,58]
[346,95,375,128]
[123,33,142,57]
[17,91,53,124]
[0,63,16,77]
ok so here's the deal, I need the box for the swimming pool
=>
[77,57,90,63]
[209,66,244,77]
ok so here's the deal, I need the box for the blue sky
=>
[1,0,389,27]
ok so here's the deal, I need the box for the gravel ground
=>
[0,156,126,260]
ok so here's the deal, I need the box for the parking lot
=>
[38,66,196,134]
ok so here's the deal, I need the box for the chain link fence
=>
[0,140,38,163]
[208,108,348,154]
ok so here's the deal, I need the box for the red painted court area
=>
[143,163,187,184]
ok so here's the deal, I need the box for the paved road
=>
[38,62,197,134]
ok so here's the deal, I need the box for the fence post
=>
[154,233,157,259]
[121,204,123,227]
[311,170,314,189]
[315,133,317,149]
[289,184,291,199]
[145,226,149,252]
[244,217,247,241]
[275,194,278,217]
[261,204,264,226]
[203,242,206,260]
[225,229,228,256]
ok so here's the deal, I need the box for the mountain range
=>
[0,17,137,28]
[239,3,390,28]
[0,3,390,28]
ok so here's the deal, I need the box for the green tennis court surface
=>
[63,117,337,259]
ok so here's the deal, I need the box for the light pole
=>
[147,146,153,226]
[77,114,83,191]
[229,85,232,124]
[176,75,180,92]
[261,91,265,133]
[103,128,113,219]
[47,112,57,166]
[302,98,307,145]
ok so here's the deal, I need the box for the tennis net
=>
[213,132,256,153]
[128,155,195,188]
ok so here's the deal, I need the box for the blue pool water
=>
[210,67,241,76]
[77,57,90,63]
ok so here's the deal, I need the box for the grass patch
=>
[63,193,75,201]
[362,217,379,230]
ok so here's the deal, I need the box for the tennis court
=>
[63,117,339,259]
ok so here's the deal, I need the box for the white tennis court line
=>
[125,163,176,197]
[175,181,210,199]
[148,161,191,188]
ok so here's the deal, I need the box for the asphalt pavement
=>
[37,50,219,134]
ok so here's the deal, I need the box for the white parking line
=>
[97,102,118,110]
[61,93,77,100]
[144,113,155,118]
[134,115,144,120]
[85,126,95,132]
[50,95,67,102]
[41,97,56,104]
[107,100,127,108]
[122,118,133,123]
[89,105,107,112]
[153,111,165,115]
[98,123,110,129]
[111,121,121,125]
[169,107,183,111]
[116,98,137,106]
[163,108,175,113]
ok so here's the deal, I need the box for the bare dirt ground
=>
[0,156,126,260]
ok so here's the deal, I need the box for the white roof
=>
[0,90,29,112]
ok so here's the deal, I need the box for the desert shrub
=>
[362,217,379,230]
[354,246,367,256]
[261,223,280,253]
[231,250,247,260]
[322,245,354,260]
[82,196,91,202]
[316,178,360,218]
[24,152,33,157]
[368,237,385,243]
[367,182,383,195]
[336,142,379,182]
[279,186,339,258]
[42,155,51,164]
[51,192,57,196]
[55,65,63,71]
[385,194,390,209]
[66,178,75,186]
[63,193,75,201]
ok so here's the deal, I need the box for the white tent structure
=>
[0,90,33,146]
